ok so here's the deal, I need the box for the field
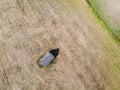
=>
[0,0,120,90]
[86,0,120,42]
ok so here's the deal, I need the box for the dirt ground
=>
[0,0,120,90]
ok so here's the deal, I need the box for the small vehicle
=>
[39,48,59,67]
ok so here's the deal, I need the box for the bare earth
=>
[0,0,120,90]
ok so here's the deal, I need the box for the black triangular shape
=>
[49,48,60,57]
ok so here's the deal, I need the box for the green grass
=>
[86,0,120,45]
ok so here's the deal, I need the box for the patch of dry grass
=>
[0,0,120,90]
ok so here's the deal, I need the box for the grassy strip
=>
[85,0,120,45]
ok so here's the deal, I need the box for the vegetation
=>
[86,0,120,44]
